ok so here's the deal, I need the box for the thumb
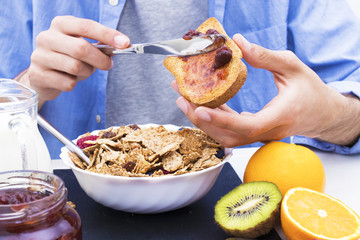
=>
[233,33,296,74]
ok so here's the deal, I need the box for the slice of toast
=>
[164,17,247,108]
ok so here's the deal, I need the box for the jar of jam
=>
[0,170,82,239]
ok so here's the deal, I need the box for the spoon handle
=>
[37,114,90,165]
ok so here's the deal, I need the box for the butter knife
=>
[95,34,226,56]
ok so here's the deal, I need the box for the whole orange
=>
[243,142,325,196]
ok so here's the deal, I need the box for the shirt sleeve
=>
[292,135,360,155]
[287,1,360,154]
[0,1,33,79]
[287,1,360,85]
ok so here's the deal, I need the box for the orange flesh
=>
[287,190,359,238]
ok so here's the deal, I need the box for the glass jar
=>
[0,171,82,240]
[0,79,52,172]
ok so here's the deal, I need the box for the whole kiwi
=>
[214,181,282,238]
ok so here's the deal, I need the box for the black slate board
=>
[55,163,281,240]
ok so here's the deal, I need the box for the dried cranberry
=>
[161,168,172,175]
[209,34,226,51]
[100,131,116,139]
[122,161,136,172]
[76,135,98,149]
[212,46,232,69]
[128,124,140,130]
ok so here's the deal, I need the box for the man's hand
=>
[16,15,130,108]
[174,34,360,147]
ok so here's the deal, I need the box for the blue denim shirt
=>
[1,0,360,158]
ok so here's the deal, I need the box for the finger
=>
[195,99,288,140]
[193,106,254,132]
[176,96,195,117]
[175,97,236,135]
[193,121,245,147]
[28,67,77,100]
[177,97,266,147]
[36,31,112,70]
[195,107,287,146]
[258,124,290,142]
[174,96,239,130]
[31,48,96,79]
[170,80,180,94]
[233,33,300,75]
[50,15,130,49]
[217,103,238,114]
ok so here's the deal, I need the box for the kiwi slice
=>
[214,181,282,238]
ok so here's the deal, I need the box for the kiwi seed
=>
[214,181,282,238]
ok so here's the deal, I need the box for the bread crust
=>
[164,17,247,108]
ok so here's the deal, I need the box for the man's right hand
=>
[17,15,130,108]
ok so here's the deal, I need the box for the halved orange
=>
[281,187,360,240]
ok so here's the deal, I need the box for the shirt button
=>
[96,115,101,123]
[109,0,118,6]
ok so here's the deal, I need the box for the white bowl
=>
[60,124,232,214]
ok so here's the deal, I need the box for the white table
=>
[53,147,360,239]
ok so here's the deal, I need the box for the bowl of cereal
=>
[60,124,232,214]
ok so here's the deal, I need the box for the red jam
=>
[0,171,82,240]
[181,28,232,98]
[181,28,232,71]
[182,29,204,40]
[182,49,229,98]
[213,46,232,69]
[0,189,49,205]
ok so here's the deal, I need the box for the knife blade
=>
[95,34,226,57]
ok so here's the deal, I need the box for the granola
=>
[68,125,226,177]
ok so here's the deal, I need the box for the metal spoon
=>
[37,115,90,165]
